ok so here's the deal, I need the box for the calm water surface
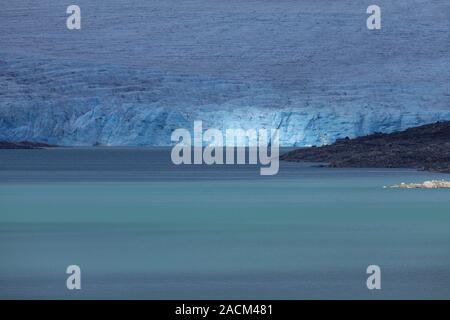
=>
[0,148,449,299]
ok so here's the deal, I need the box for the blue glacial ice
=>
[0,0,449,146]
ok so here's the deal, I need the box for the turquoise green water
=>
[0,148,449,299]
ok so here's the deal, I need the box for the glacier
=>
[1,0,450,146]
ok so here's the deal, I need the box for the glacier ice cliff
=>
[1,57,449,147]
[1,0,450,146]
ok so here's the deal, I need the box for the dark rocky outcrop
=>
[0,141,57,149]
[281,121,450,173]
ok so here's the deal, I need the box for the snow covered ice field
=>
[1,0,450,146]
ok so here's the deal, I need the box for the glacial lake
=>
[0,147,449,299]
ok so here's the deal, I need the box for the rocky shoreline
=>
[0,141,57,149]
[386,180,450,189]
[281,121,450,173]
